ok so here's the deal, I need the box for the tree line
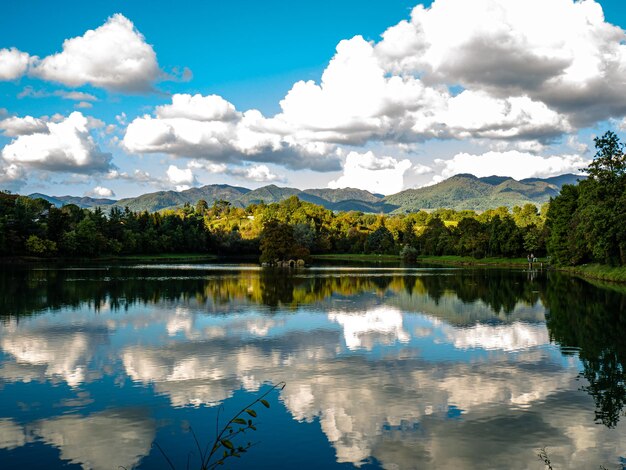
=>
[0,130,622,266]
[0,189,548,261]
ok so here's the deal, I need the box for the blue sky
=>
[1,0,626,198]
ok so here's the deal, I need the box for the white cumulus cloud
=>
[0,48,30,80]
[1,112,113,173]
[123,94,342,171]
[328,151,412,195]
[155,94,238,121]
[0,116,49,137]
[88,186,115,198]
[0,163,26,192]
[230,164,284,183]
[166,164,196,191]
[375,0,626,126]
[434,150,589,181]
[29,14,161,92]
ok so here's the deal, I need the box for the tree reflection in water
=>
[1,263,625,430]
[542,273,626,428]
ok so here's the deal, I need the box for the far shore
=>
[3,252,626,284]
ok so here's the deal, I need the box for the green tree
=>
[25,235,57,256]
[259,220,309,265]
[455,217,488,258]
[547,131,626,266]
[364,226,396,254]
[587,130,626,184]
[418,217,452,256]
[195,199,208,215]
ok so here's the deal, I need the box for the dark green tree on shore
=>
[259,219,309,265]
[547,130,626,266]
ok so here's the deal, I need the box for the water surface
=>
[0,264,624,469]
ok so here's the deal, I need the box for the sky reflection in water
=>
[0,264,624,469]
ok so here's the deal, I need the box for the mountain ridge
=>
[27,173,585,213]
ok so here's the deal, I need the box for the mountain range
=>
[29,173,585,214]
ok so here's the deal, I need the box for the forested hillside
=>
[30,174,582,213]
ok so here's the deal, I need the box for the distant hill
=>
[111,184,250,212]
[27,173,585,213]
[29,193,116,209]
[302,187,382,204]
[234,184,302,208]
[383,173,585,212]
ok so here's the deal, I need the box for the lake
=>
[0,263,624,469]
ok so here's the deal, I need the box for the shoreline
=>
[3,253,626,284]
[312,254,626,283]
[0,253,219,264]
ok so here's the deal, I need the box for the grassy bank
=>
[557,264,626,283]
[416,255,532,267]
[312,253,535,267]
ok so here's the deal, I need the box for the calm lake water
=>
[0,263,624,469]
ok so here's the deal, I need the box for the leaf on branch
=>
[260,399,270,408]
[245,409,257,417]
[221,439,234,450]
[232,418,246,425]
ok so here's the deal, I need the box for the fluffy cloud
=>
[187,160,284,183]
[0,115,49,137]
[1,112,113,173]
[434,150,589,181]
[435,91,570,141]
[375,0,626,126]
[31,14,160,92]
[229,164,283,182]
[156,94,238,121]
[0,163,26,192]
[3,14,162,92]
[273,30,573,146]
[123,94,342,171]
[328,151,412,195]
[105,168,155,183]
[413,163,433,175]
[166,164,196,191]
[276,36,444,144]
[0,48,30,80]
[88,186,115,198]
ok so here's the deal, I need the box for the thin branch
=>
[154,442,177,470]
[189,426,205,465]
[203,381,285,469]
